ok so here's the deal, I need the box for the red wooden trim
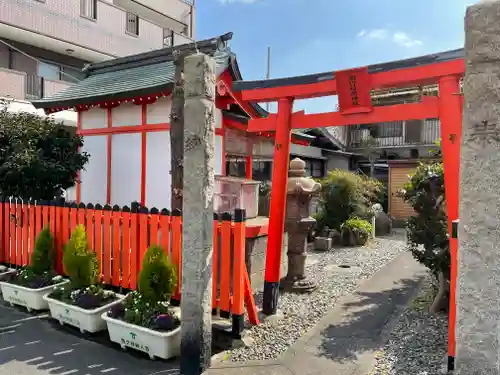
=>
[106,108,112,205]
[76,112,82,203]
[239,59,465,102]
[79,123,170,136]
[245,223,268,238]
[232,219,245,316]
[248,97,439,132]
[141,104,147,205]
[221,122,226,175]
[219,70,259,119]
[223,117,248,132]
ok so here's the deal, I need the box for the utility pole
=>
[266,46,271,112]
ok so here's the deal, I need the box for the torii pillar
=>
[262,97,294,315]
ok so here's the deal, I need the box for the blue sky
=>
[196,0,478,113]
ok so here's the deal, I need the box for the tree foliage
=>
[316,169,385,230]
[399,142,450,280]
[0,108,89,200]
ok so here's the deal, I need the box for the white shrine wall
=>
[76,96,224,209]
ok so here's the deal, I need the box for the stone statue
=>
[280,158,322,293]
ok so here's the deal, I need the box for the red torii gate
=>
[233,49,464,372]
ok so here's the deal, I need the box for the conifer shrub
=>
[62,225,99,289]
[31,227,56,275]
[108,245,179,332]
[9,227,61,289]
[138,245,177,304]
[50,225,116,309]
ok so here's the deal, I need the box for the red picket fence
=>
[0,199,259,330]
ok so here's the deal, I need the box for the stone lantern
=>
[280,158,322,293]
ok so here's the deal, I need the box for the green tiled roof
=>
[31,34,234,111]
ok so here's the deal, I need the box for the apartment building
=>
[0,0,195,124]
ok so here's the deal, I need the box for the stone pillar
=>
[458,2,500,373]
[180,53,216,375]
[280,158,321,293]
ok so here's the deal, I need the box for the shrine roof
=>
[232,48,464,92]
[31,33,265,117]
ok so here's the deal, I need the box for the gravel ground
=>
[227,231,407,362]
[370,276,448,375]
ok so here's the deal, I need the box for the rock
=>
[328,229,341,244]
[340,227,357,246]
[374,210,392,236]
[314,237,332,251]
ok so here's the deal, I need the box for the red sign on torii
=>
[233,50,464,372]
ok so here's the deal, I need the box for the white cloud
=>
[357,28,423,48]
[218,0,258,4]
[392,32,423,48]
[366,29,389,40]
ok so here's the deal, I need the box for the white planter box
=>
[44,293,125,333]
[0,268,16,281]
[0,280,68,312]
[102,313,180,360]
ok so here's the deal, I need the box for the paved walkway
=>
[205,251,427,375]
[0,305,180,375]
[0,250,425,375]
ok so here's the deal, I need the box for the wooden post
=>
[180,52,216,375]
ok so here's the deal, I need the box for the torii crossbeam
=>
[232,48,465,372]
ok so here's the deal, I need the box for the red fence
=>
[0,199,259,330]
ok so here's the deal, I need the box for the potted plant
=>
[0,265,16,281]
[102,245,179,360]
[0,227,68,311]
[43,225,124,333]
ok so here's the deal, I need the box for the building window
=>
[252,161,272,181]
[126,13,139,36]
[163,29,174,47]
[311,160,324,178]
[38,61,61,81]
[61,66,85,83]
[370,122,403,138]
[81,0,97,20]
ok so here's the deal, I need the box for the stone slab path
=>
[206,251,427,375]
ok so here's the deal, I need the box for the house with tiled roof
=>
[31,33,342,209]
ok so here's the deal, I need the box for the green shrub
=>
[31,227,56,275]
[63,225,99,289]
[138,245,177,304]
[317,169,384,231]
[399,160,449,280]
[340,217,372,246]
[342,217,372,234]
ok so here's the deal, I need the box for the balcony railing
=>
[347,119,441,149]
[0,68,70,101]
[0,0,164,59]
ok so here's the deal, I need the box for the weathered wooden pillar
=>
[180,52,216,375]
[458,1,500,373]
